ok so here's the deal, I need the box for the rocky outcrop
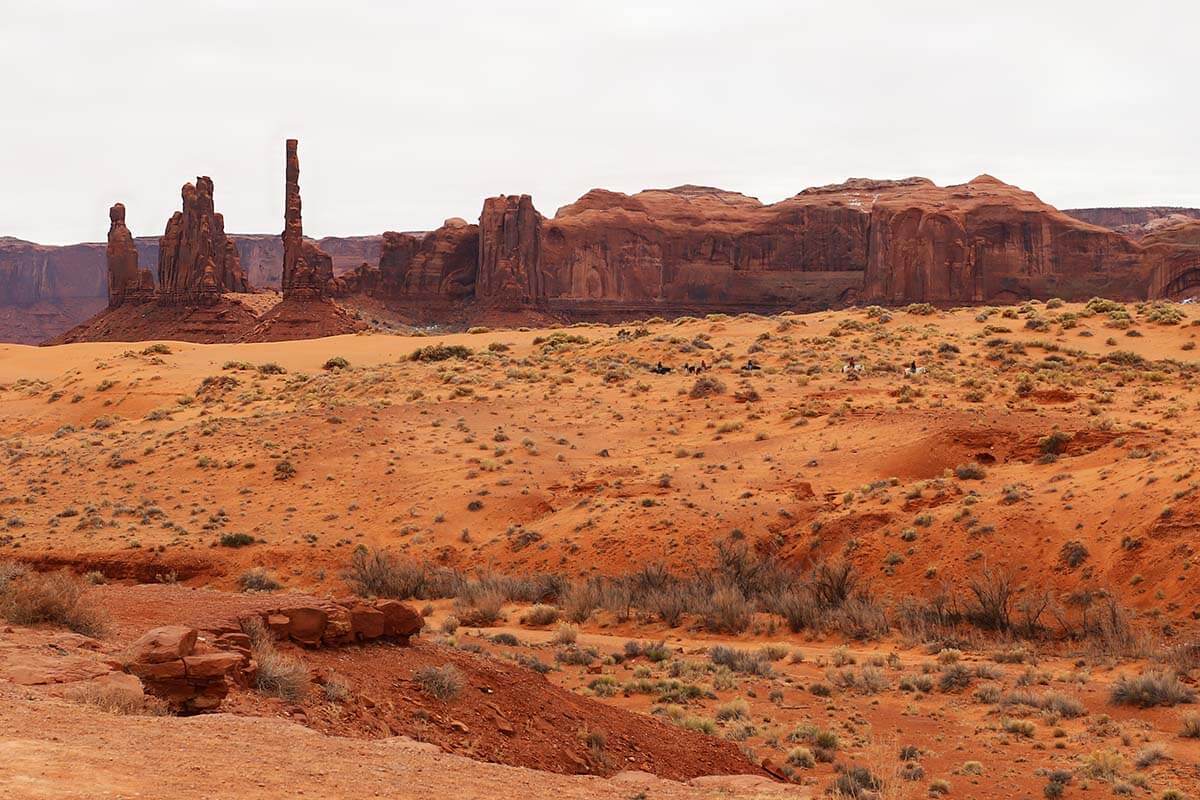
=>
[1144,220,1200,299]
[119,599,422,714]
[18,162,1200,345]
[123,625,242,713]
[282,139,333,298]
[236,598,423,648]
[860,175,1151,303]
[105,204,142,307]
[157,177,248,304]
[351,221,478,301]
[478,195,543,304]
[536,185,871,314]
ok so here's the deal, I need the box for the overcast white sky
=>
[2,0,1196,244]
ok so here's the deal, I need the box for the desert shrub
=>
[321,673,351,703]
[66,682,168,716]
[521,604,560,626]
[1134,743,1167,769]
[955,462,987,480]
[689,376,726,399]
[343,548,461,600]
[640,640,671,662]
[769,585,819,632]
[1040,691,1087,719]
[322,356,349,370]
[701,585,754,634]
[715,698,749,721]
[1110,671,1195,708]
[219,532,256,548]
[410,344,472,362]
[552,623,578,645]
[414,664,465,701]
[254,646,311,701]
[786,746,815,768]
[939,664,974,692]
[555,646,598,666]
[1059,540,1089,568]
[967,566,1015,631]
[1082,748,1125,781]
[833,595,890,640]
[1040,431,1073,455]
[237,568,281,592]
[811,560,858,607]
[453,588,505,627]
[562,583,606,626]
[257,362,286,374]
[709,645,773,676]
[273,460,296,480]
[831,764,883,798]
[0,568,106,637]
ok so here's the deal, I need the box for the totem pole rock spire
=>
[281,138,332,298]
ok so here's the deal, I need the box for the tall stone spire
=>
[106,202,140,307]
[281,138,332,298]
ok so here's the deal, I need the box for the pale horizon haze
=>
[2,0,1197,245]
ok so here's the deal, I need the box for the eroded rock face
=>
[105,204,141,307]
[157,177,248,303]
[537,185,871,313]
[860,175,1150,303]
[478,195,543,304]
[282,139,333,298]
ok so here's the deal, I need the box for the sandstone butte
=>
[11,143,1200,345]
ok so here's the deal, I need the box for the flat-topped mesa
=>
[281,139,333,299]
[477,195,543,305]
[156,177,249,305]
[105,203,142,307]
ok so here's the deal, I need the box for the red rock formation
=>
[1144,220,1200,299]
[105,203,141,307]
[478,195,543,304]
[123,625,243,713]
[157,176,248,303]
[860,176,1149,303]
[1065,207,1200,239]
[382,220,478,299]
[537,185,871,314]
[282,139,333,298]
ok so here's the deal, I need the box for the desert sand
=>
[2,300,1199,799]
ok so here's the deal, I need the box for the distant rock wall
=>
[11,170,1200,345]
[1065,207,1200,235]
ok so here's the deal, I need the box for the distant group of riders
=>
[647,355,923,377]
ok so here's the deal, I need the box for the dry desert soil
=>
[2,299,1200,799]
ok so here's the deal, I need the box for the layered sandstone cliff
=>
[859,175,1151,303]
[350,176,1163,314]
[1065,207,1200,239]
[16,167,1200,345]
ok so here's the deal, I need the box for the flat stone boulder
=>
[349,606,386,640]
[125,626,197,665]
[374,600,422,638]
[127,658,187,680]
[87,671,145,701]
[183,652,243,679]
[284,607,328,645]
